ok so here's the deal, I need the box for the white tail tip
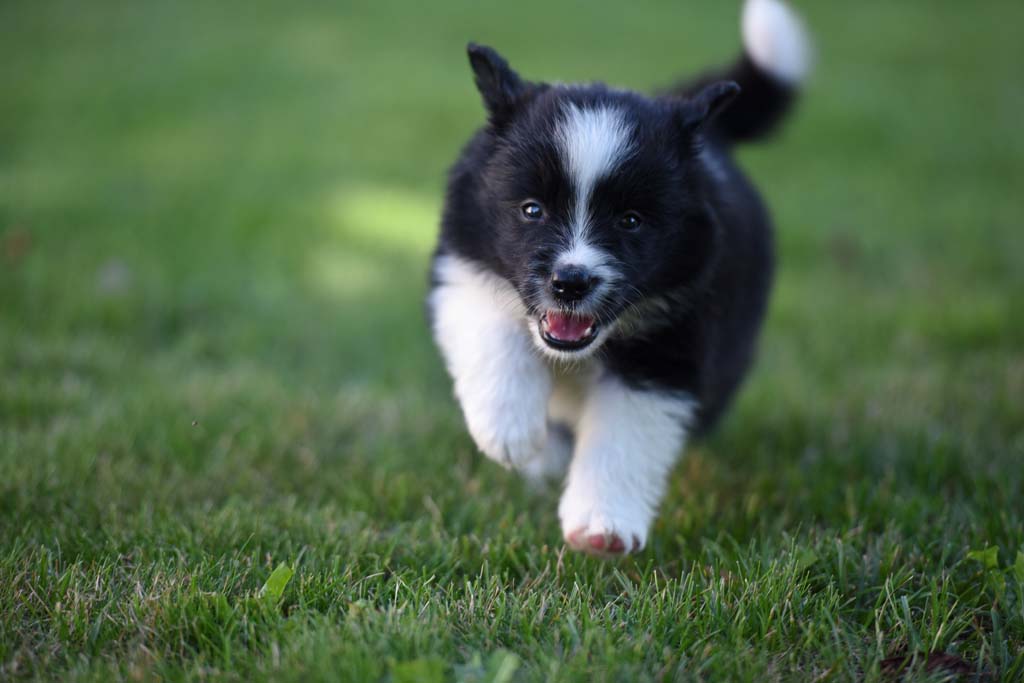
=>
[742,0,812,85]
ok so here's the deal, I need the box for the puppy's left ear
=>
[467,43,530,124]
[676,81,741,132]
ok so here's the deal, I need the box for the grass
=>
[1,0,1023,680]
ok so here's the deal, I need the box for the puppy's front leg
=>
[559,377,696,555]
[430,256,551,470]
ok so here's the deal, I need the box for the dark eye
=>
[619,212,643,231]
[521,201,544,221]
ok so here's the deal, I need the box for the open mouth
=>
[539,311,599,351]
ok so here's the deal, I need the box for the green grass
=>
[2,0,1023,680]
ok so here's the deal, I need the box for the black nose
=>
[551,266,596,303]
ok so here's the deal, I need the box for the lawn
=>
[2,0,1023,680]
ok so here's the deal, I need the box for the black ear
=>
[677,81,741,132]
[467,43,528,122]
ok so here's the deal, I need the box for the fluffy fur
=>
[428,0,811,556]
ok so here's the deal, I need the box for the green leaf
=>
[966,547,999,570]
[484,650,521,683]
[455,650,520,683]
[1013,551,1024,584]
[795,548,819,573]
[967,548,1006,600]
[259,563,294,602]
[392,657,446,683]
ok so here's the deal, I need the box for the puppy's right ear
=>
[467,43,528,124]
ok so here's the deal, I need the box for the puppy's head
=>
[466,44,739,361]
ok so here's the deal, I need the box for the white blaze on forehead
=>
[555,103,634,248]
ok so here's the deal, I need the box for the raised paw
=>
[469,419,547,471]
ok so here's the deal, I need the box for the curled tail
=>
[677,0,812,144]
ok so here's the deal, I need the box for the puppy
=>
[428,0,810,556]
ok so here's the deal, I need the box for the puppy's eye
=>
[619,212,643,231]
[521,201,544,221]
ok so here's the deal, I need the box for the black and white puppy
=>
[428,0,810,556]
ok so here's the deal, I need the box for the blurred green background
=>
[2,0,1023,681]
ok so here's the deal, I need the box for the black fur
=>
[431,40,801,434]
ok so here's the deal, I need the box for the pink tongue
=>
[546,312,594,341]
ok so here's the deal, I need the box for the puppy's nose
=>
[551,266,597,303]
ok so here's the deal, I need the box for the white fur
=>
[554,103,633,284]
[742,0,811,85]
[558,378,696,552]
[433,256,698,553]
[517,424,573,483]
[556,103,634,239]
[547,365,594,427]
[430,254,553,470]
[554,240,619,287]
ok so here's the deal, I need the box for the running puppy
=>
[428,0,811,556]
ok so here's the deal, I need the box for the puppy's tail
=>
[678,0,812,144]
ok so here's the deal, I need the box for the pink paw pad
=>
[565,528,641,557]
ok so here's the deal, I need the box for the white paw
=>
[558,484,651,556]
[517,424,573,485]
[466,412,547,471]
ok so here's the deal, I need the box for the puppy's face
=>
[467,45,738,361]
